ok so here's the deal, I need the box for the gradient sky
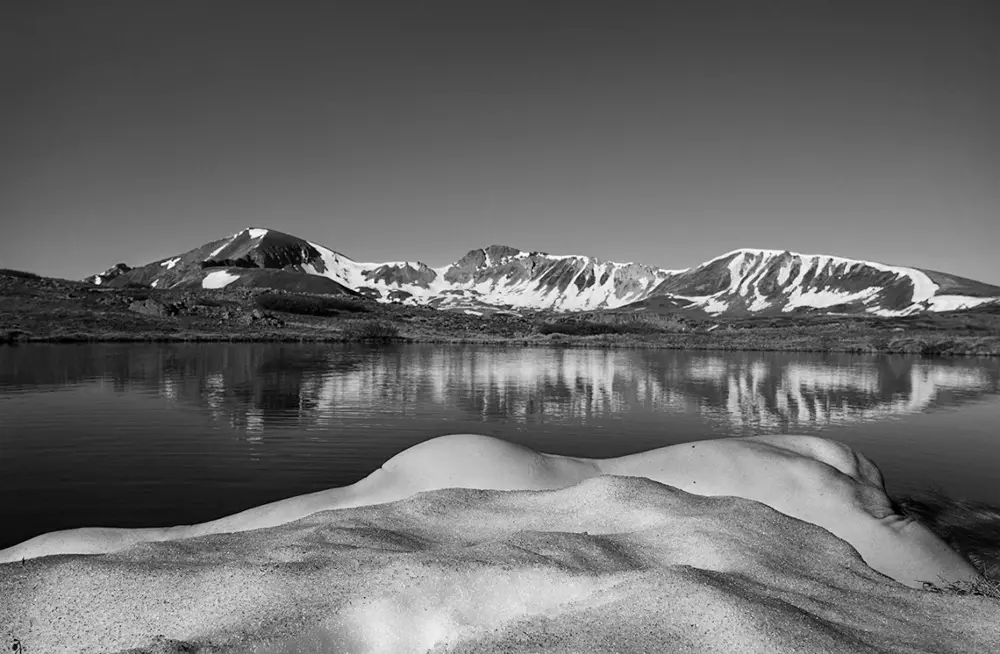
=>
[2,1,998,283]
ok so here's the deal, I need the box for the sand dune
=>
[1,435,997,653]
[1,477,998,653]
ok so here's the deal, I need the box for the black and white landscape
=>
[88,227,1000,317]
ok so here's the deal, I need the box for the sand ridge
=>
[2,475,999,653]
[1,434,996,652]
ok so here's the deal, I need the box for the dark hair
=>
[892,491,1000,579]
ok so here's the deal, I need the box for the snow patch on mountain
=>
[202,270,240,289]
[784,286,880,311]
[701,247,937,299]
[748,296,772,312]
[926,295,996,312]
[301,240,358,287]
[673,248,948,317]
[86,229,1000,318]
[208,238,234,258]
[775,261,793,286]
[698,297,728,314]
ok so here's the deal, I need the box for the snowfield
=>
[201,270,240,289]
[88,229,1000,317]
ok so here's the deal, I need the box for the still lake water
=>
[1,343,998,549]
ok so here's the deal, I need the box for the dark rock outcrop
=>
[86,263,132,285]
[363,263,437,288]
[128,299,180,318]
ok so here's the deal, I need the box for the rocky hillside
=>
[87,228,1000,317]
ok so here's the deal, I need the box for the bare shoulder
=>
[373,434,592,493]
[381,434,544,472]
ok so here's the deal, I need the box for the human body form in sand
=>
[0,434,982,588]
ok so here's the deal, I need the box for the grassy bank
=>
[2,271,999,355]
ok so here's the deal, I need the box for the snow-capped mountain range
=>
[88,227,1000,317]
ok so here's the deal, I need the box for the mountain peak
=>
[84,230,1000,316]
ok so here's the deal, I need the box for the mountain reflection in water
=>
[2,343,998,548]
[2,344,996,437]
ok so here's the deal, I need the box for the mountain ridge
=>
[86,227,1000,318]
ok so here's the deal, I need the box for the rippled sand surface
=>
[2,476,998,653]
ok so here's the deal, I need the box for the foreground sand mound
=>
[2,475,998,653]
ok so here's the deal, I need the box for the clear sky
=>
[2,1,997,284]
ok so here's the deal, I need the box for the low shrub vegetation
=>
[0,329,29,343]
[537,319,664,337]
[341,319,399,342]
[255,292,370,316]
[921,577,1000,599]
[895,492,1000,581]
[1,272,997,353]
[0,268,40,279]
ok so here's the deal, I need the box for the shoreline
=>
[2,456,998,653]
[3,271,999,356]
[3,331,999,357]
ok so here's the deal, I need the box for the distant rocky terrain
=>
[85,227,1000,318]
[3,265,1000,355]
